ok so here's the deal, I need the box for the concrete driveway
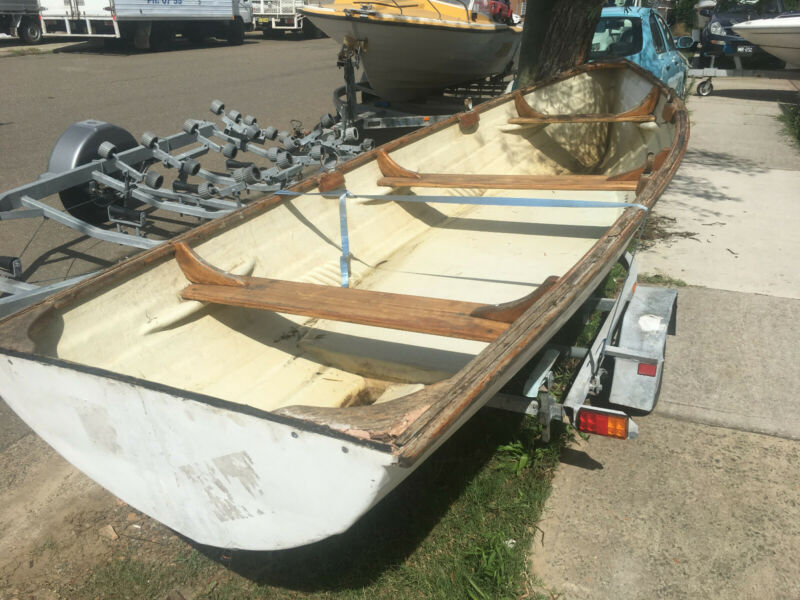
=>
[531,78,800,598]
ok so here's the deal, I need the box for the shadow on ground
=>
[191,409,528,593]
[707,88,800,104]
[51,37,262,57]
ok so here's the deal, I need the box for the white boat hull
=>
[302,10,520,100]
[0,353,406,550]
[733,16,800,66]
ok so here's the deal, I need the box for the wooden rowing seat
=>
[375,150,645,191]
[173,243,559,343]
[508,86,659,125]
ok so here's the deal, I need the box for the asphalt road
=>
[0,32,345,285]
[0,32,345,451]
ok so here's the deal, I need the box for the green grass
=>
[639,273,687,287]
[4,47,42,57]
[70,412,567,600]
[778,103,800,150]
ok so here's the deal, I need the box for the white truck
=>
[252,0,322,37]
[0,0,253,49]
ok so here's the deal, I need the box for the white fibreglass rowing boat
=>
[0,62,688,550]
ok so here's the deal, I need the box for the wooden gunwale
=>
[0,61,689,463]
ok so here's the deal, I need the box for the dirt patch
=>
[639,214,699,250]
[0,434,185,599]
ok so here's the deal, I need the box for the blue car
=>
[590,6,694,97]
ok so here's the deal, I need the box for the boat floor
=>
[188,190,628,412]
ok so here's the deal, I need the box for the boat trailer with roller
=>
[0,99,373,317]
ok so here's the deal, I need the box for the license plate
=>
[737,45,754,54]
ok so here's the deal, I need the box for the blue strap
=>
[337,191,352,288]
[274,189,647,288]
[276,189,647,212]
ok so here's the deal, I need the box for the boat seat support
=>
[173,242,559,342]
[508,86,659,125]
[374,150,639,191]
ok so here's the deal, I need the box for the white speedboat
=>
[732,14,800,66]
[301,0,521,100]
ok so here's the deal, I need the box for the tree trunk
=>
[517,0,606,88]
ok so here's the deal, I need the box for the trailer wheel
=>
[18,17,42,45]
[227,18,245,46]
[696,79,713,97]
[50,121,140,225]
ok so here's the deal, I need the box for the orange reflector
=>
[577,408,629,439]
[423,116,430,122]
[637,362,658,377]
[632,281,637,295]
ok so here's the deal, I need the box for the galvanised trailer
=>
[0,100,373,317]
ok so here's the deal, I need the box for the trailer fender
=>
[47,120,139,224]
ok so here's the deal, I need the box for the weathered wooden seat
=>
[374,150,640,191]
[508,86,659,125]
[174,242,559,343]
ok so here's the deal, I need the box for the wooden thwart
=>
[508,86,659,125]
[173,243,559,343]
[374,150,638,191]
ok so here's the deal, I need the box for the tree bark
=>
[517,0,606,88]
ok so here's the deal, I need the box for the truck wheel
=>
[18,17,42,45]
[227,18,245,45]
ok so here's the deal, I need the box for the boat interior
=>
[17,65,679,417]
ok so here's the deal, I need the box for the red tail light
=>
[577,407,630,439]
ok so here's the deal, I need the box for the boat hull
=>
[302,10,520,100]
[0,352,405,550]
[733,16,800,66]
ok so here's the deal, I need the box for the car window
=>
[649,12,667,54]
[589,17,643,59]
[655,13,676,51]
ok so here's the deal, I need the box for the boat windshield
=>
[589,17,643,59]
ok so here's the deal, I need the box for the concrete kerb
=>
[0,34,103,58]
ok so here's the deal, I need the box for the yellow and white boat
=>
[301,0,522,100]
